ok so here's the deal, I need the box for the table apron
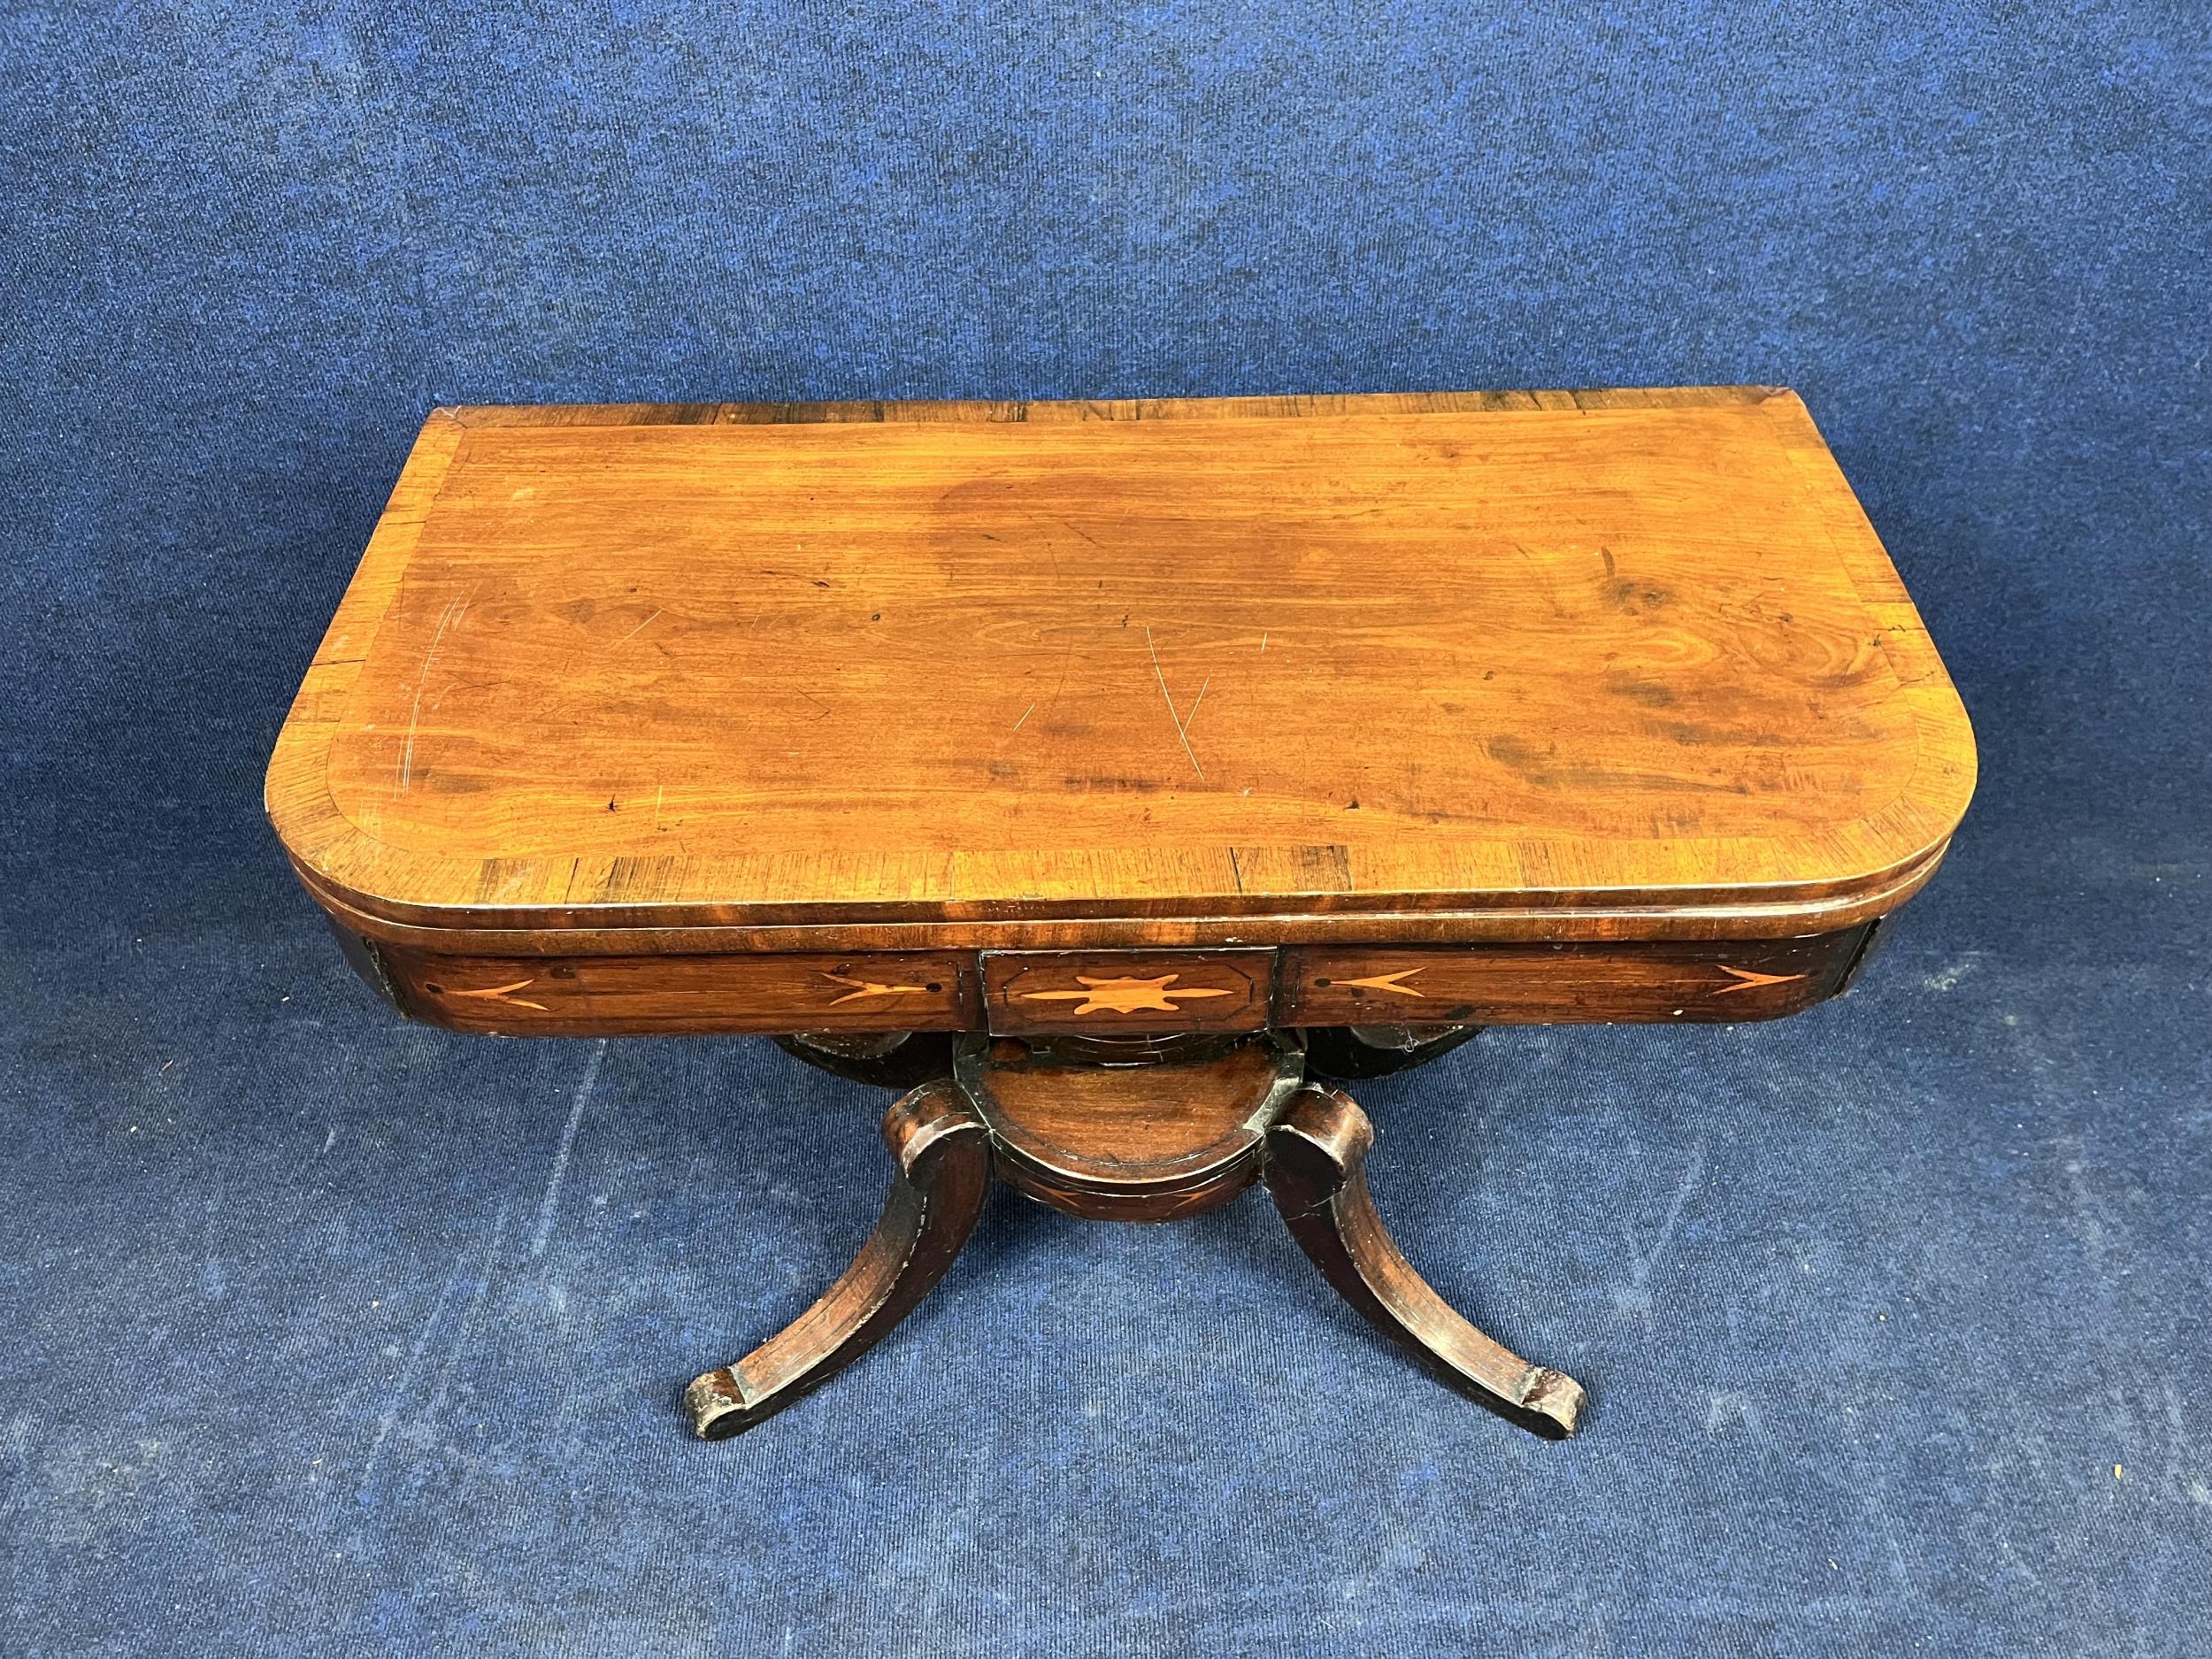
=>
[337,923,1880,1037]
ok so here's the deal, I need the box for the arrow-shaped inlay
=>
[1336,968,1427,999]
[447,979,549,1010]
[1019,974,1233,1016]
[1712,966,1807,995]
[823,973,933,1005]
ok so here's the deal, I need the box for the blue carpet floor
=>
[4,3,2208,1653]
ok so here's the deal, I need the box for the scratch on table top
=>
[396,587,476,796]
[606,607,662,650]
[1012,702,1034,731]
[1513,541,1571,618]
[1145,626,1206,779]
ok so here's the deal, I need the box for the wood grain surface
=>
[960,1035,1299,1220]
[267,388,1974,948]
[372,944,978,1035]
[1281,927,1872,1026]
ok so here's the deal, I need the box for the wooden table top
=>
[267,388,1974,950]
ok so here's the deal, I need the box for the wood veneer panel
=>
[980,949,1274,1035]
[1282,928,1870,1025]
[373,947,979,1036]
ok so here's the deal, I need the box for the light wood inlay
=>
[982,949,1275,1034]
[1337,969,1427,999]
[824,972,936,1004]
[1018,975,1235,1016]
[443,978,549,1010]
[1711,965,1809,995]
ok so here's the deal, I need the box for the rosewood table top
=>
[270,388,1972,949]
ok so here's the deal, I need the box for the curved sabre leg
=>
[1263,1084,1586,1440]
[685,1079,992,1440]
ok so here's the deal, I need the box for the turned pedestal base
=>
[685,1031,1584,1443]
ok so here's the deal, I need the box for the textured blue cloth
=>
[4,3,2208,1654]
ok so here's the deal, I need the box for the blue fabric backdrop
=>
[4,3,2208,1654]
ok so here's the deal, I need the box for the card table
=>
[267,388,1975,1440]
